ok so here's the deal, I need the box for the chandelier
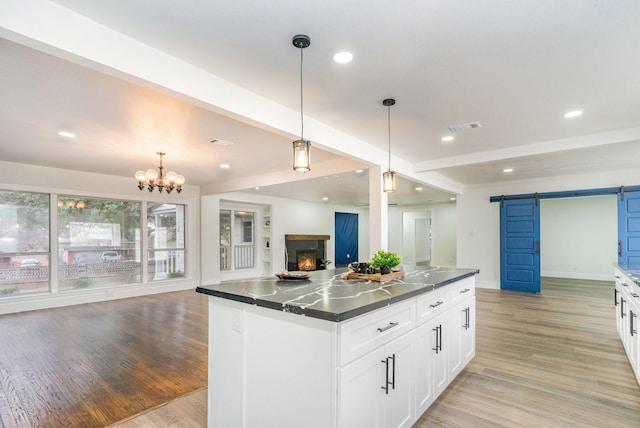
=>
[134,152,185,193]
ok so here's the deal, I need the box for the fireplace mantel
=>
[285,234,330,241]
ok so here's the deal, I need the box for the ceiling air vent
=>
[209,138,234,147]
[448,121,482,133]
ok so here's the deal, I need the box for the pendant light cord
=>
[387,104,391,171]
[300,47,304,140]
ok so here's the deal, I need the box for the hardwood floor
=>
[415,278,640,427]
[1,278,639,427]
[0,290,208,428]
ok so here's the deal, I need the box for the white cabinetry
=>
[449,280,476,379]
[415,311,448,415]
[206,274,476,428]
[338,299,415,428]
[614,268,640,386]
[414,276,475,417]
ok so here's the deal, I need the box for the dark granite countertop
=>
[196,266,478,322]
[614,262,640,285]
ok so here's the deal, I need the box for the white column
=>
[368,165,389,252]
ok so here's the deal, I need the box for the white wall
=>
[457,168,640,289]
[541,196,617,281]
[201,191,368,284]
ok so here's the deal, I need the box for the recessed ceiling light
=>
[333,51,353,64]
[254,186,260,190]
[563,110,583,118]
[322,196,329,201]
[355,169,364,174]
[503,168,514,173]
[441,135,454,142]
[57,131,75,138]
[450,197,457,201]
[220,163,230,169]
[415,187,423,191]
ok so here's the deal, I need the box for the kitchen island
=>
[196,266,478,428]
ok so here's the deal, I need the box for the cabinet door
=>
[461,299,476,365]
[338,347,384,428]
[628,300,639,372]
[449,298,476,379]
[432,315,448,398]
[382,331,415,428]
[448,303,463,379]
[615,278,623,338]
[414,322,435,415]
[415,311,448,414]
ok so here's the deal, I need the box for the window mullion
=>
[50,193,58,294]
[141,200,148,283]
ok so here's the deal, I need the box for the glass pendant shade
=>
[381,98,397,193]
[383,170,396,192]
[293,139,311,172]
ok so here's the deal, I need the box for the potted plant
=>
[369,250,401,274]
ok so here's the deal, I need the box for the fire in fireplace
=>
[297,250,317,271]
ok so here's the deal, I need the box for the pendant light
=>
[292,34,311,172]
[382,98,397,192]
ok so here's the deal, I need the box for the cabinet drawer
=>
[449,276,475,304]
[338,299,415,366]
[416,288,447,326]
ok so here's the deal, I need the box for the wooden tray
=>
[341,270,404,282]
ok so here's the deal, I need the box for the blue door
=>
[335,212,358,266]
[500,198,540,292]
[617,191,640,264]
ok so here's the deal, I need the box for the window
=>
[148,203,186,280]
[219,209,255,270]
[0,190,50,295]
[0,190,189,299]
[57,196,141,290]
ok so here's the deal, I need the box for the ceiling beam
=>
[413,126,640,172]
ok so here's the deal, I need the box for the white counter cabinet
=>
[614,265,640,386]
[198,268,477,428]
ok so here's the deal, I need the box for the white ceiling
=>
[2,1,640,205]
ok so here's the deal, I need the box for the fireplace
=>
[285,234,329,271]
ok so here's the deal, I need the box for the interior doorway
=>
[402,210,432,266]
[497,193,618,293]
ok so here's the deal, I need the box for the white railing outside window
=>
[220,245,230,270]
[234,244,254,269]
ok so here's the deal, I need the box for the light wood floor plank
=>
[2,278,639,427]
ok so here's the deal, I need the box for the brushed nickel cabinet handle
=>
[390,354,396,390]
[381,357,389,394]
[377,321,399,333]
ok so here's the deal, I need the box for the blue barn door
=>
[335,212,358,266]
[500,198,540,293]
[617,190,640,264]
